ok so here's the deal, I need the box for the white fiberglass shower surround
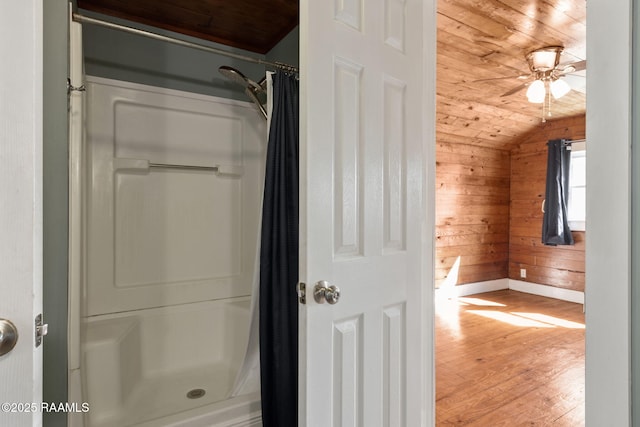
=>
[69,70,268,425]
[70,76,267,426]
[70,73,268,425]
[65,7,302,424]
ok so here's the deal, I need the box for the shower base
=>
[80,298,259,426]
[97,364,235,426]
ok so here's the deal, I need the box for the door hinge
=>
[35,314,48,348]
[297,282,306,304]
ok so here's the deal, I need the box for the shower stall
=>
[67,14,297,427]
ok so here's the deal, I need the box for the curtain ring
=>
[541,199,546,213]
[67,78,85,93]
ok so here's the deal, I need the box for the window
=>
[567,141,586,231]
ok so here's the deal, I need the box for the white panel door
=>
[0,1,43,426]
[299,0,434,426]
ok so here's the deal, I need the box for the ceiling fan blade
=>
[571,60,587,72]
[472,74,530,83]
[563,74,586,94]
[500,82,529,97]
[559,59,587,74]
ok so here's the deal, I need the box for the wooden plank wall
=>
[509,115,586,292]
[435,142,511,287]
[435,114,586,291]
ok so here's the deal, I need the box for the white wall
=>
[80,10,267,101]
[586,0,633,424]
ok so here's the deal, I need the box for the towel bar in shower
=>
[112,157,244,176]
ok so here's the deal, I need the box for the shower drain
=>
[186,388,206,399]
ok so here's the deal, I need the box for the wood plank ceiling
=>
[76,0,299,54]
[77,0,586,150]
[437,0,586,150]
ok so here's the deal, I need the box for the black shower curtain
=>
[259,71,299,427]
[542,139,574,246]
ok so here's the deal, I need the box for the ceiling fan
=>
[476,46,587,102]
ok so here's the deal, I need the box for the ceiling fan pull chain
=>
[541,85,547,123]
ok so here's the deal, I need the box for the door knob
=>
[313,280,340,305]
[0,319,18,357]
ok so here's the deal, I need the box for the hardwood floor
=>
[436,290,585,426]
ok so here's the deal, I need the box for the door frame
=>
[585,0,634,425]
[633,0,640,423]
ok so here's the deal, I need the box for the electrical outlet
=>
[520,268,527,279]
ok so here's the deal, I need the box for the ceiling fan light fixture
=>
[532,51,558,70]
[527,46,564,72]
[526,79,546,103]
[550,78,571,99]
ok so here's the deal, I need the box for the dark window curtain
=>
[259,71,299,427]
[542,139,575,246]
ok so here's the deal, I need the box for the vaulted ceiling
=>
[77,0,586,151]
[437,0,586,150]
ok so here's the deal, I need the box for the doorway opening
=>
[434,0,587,424]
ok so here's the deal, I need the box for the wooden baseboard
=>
[508,279,584,304]
[436,278,585,305]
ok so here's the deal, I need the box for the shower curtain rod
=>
[72,13,299,73]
